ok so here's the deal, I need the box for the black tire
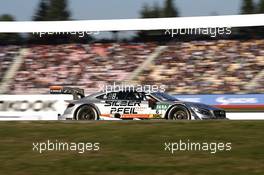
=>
[76,105,98,120]
[168,106,191,120]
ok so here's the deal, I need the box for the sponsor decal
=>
[0,100,56,112]
[156,104,169,110]
[0,95,71,120]
[174,94,263,105]
[104,100,141,114]
[152,114,162,118]
[216,97,258,105]
[104,100,141,107]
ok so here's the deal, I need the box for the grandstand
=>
[7,43,157,94]
[0,46,20,81]
[0,40,263,95]
[135,40,264,94]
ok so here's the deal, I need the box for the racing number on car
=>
[111,93,116,100]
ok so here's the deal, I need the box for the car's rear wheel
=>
[76,105,98,120]
[168,106,191,120]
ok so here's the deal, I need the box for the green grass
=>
[0,121,264,175]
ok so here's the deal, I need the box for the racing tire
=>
[76,105,98,120]
[168,106,191,120]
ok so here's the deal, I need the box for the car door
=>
[95,92,120,118]
[145,94,163,118]
[121,91,151,119]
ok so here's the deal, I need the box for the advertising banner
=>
[0,95,72,120]
[174,94,264,105]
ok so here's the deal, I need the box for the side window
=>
[146,95,158,102]
[124,92,145,100]
[116,91,127,100]
[96,92,118,100]
[134,92,146,100]
[109,92,117,100]
[146,95,158,109]
[96,92,146,100]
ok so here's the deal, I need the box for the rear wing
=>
[50,86,85,100]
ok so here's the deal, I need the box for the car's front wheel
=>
[168,106,191,120]
[76,105,98,120]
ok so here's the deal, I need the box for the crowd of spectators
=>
[137,40,264,94]
[1,40,263,94]
[0,46,20,81]
[10,43,156,94]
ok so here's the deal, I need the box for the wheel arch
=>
[74,103,101,120]
[164,104,191,119]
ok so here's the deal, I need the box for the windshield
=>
[152,92,178,101]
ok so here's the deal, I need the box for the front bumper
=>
[191,109,226,120]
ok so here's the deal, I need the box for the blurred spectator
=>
[10,43,156,94]
[137,40,264,94]
[0,45,20,81]
[2,40,263,94]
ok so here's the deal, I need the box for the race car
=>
[50,86,226,120]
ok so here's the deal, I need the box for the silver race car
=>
[50,86,226,120]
